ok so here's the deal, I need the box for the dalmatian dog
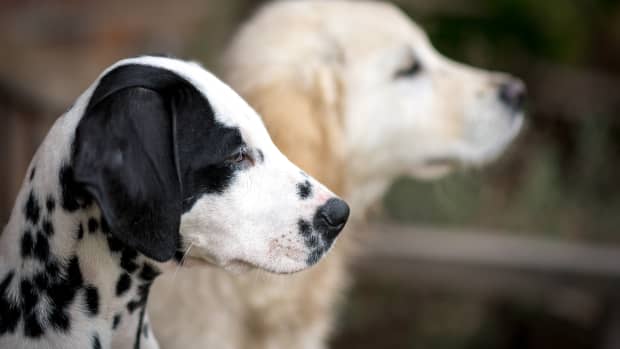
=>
[0,56,349,349]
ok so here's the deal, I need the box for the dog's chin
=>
[409,161,457,180]
[183,255,309,275]
[411,118,524,180]
[220,260,257,274]
[180,255,256,274]
[242,257,310,275]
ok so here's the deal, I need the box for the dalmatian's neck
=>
[0,115,163,349]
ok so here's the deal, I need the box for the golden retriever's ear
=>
[240,71,346,195]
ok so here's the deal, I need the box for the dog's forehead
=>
[331,5,428,53]
[105,56,263,131]
[253,1,429,62]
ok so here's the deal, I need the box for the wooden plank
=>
[351,223,619,326]
[357,223,620,278]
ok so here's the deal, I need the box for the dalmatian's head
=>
[71,56,349,274]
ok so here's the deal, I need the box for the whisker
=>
[171,243,194,282]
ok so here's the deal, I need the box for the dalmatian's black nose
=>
[315,198,350,241]
[498,78,527,112]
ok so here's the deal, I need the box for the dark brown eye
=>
[395,59,421,78]
[230,149,246,163]
[227,147,252,166]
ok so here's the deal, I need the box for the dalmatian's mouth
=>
[176,255,252,274]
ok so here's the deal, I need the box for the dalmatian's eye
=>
[395,58,421,78]
[227,147,252,166]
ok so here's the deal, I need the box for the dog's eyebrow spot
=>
[256,149,265,163]
[296,180,313,200]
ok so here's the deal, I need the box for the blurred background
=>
[1,0,619,348]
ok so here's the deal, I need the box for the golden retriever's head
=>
[222,0,525,214]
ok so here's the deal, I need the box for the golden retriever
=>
[149,1,525,348]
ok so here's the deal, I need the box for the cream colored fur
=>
[149,1,524,348]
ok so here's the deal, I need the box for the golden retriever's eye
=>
[395,59,421,78]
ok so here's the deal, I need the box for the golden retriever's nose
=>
[498,78,527,112]
[316,198,350,241]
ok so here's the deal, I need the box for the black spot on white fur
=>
[84,285,100,316]
[46,256,84,332]
[296,180,313,200]
[306,250,324,266]
[24,191,40,225]
[42,219,54,237]
[139,263,160,282]
[21,231,34,258]
[20,279,38,315]
[112,313,122,330]
[126,282,152,315]
[33,231,50,262]
[116,273,132,296]
[298,219,312,237]
[46,196,56,213]
[92,333,102,349]
[49,305,70,332]
[121,249,139,274]
[21,279,43,338]
[23,312,44,338]
[0,272,20,335]
[59,165,92,212]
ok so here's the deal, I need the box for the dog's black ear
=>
[72,68,182,261]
